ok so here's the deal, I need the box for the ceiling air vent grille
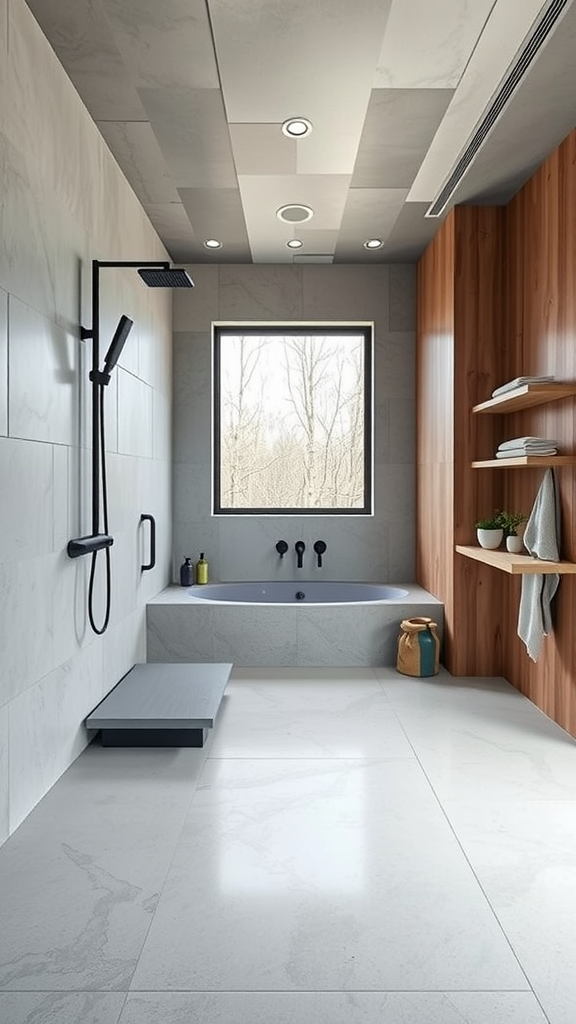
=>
[426,0,572,218]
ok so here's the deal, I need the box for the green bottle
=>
[196,552,208,585]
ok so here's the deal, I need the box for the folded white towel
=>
[492,376,555,398]
[496,449,557,458]
[517,469,560,662]
[498,436,559,451]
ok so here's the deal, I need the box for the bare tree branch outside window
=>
[214,326,372,514]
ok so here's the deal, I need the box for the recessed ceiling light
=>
[276,204,314,224]
[286,239,303,249]
[281,117,313,138]
[363,238,383,249]
[204,238,222,249]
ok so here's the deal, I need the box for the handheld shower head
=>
[137,267,194,288]
[89,314,133,386]
[103,315,134,375]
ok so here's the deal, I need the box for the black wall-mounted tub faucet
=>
[313,540,327,567]
[276,540,288,558]
[295,540,306,568]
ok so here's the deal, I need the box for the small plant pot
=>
[506,534,524,554]
[476,527,503,549]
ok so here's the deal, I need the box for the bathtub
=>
[186,581,410,604]
[147,582,443,668]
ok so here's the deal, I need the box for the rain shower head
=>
[138,267,194,288]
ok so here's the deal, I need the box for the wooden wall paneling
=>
[450,207,504,675]
[501,129,576,737]
[416,213,456,640]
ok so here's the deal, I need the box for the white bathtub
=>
[187,581,410,604]
[147,583,443,667]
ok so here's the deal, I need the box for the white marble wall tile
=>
[50,199,90,336]
[389,265,417,331]
[219,265,304,320]
[0,438,54,561]
[8,642,103,833]
[138,294,172,393]
[109,528,141,623]
[0,286,7,434]
[117,368,153,458]
[302,264,389,323]
[0,703,8,845]
[52,443,70,553]
[0,993,124,1024]
[212,606,299,666]
[102,608,146,700]
[0,0,173,848]
[0,554,55,706]
[51,550,94,665]
[152,388,171,462]
[146,604,215,662]
[138,457,173,597]
[6,0,85,205]
[173,264,219,333]
[8,296,76,444]
[0,134,57,320]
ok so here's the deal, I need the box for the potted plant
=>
[475,512,504,549]
[499,510,527,553]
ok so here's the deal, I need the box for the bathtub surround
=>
[147,584,441,667]
[0,0,173,843]
[172,263,416,585]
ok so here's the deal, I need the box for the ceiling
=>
[25,0,576,264]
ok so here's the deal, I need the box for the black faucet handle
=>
[295,540,305,568]
[276,540,289,558]
[313,540,327,567]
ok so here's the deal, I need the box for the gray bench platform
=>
[86,662,232,747]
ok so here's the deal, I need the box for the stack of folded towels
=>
[496,436,559,459]
[491,375,554,398]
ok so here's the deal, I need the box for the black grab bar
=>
[140,513,156,571]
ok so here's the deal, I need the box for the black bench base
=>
[100,727,208,748]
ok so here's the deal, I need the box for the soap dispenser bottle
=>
[196,552,208,585]
[180,557,194,587]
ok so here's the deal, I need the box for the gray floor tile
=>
[0,992,125,1024]
[118,991,548,1024]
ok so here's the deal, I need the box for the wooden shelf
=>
[456,545,576,575]
[472,455,576,468]
[473,381,576,414]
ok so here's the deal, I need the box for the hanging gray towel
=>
[517,469,560,661]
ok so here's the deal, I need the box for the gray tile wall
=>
[173,263,416,584]
[0,0,173,844]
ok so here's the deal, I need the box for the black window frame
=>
[213,324,373,516]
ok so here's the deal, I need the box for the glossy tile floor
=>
[1,667,576,1024]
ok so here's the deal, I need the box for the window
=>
[213,325,372,514]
